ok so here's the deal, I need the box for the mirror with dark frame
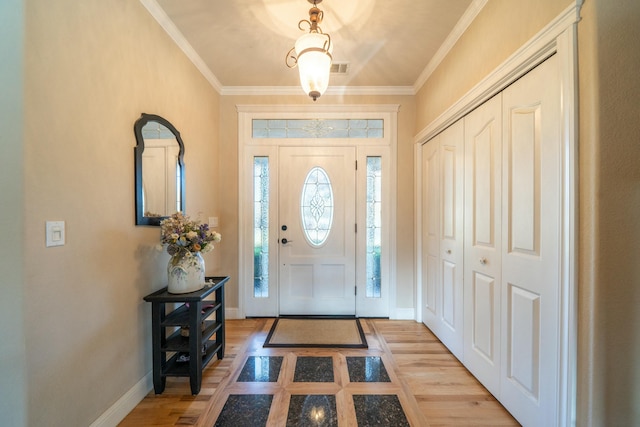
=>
[133,113,185,226]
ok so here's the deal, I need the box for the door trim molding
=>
[238,105,399,319]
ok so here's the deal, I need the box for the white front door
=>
[278,146,357,315]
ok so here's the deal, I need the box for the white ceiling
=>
[143,0,483,96]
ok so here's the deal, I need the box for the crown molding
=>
[236,104,401,113]
[413,0,488,92]
[222,85,415,97]
[139,0,223,93]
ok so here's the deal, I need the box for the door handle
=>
[479,257,487,265]
[281,238,292,244]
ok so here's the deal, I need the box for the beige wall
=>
[22,0,220,425]
[416,0,640,425]
[577,0,640,425]
[218,94,416,310]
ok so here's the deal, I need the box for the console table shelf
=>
[144,276,228,395]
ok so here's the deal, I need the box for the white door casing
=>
[238,105,399,319]
[278,146,357,315]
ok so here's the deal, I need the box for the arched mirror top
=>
[134,113,185,226]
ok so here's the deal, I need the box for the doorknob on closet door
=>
[446,249,452,254]
[479,257,487,265]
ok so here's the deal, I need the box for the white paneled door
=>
[422,120,465,359]
[437,121,465,359]
[500,55,561,426]
[463,92,503,396]
[278,146,357,315]
[422,137,440,331]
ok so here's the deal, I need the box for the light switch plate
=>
[209,217,219,228]
[46,221,65,247]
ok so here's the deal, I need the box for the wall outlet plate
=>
[46,221,65,247]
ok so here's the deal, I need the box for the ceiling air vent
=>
[331,62,349,74]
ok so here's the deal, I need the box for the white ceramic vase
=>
[167,252,205,294]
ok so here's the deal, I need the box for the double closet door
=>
[421,55,561,427]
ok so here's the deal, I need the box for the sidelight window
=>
[366,157,382,298]
[253,157,270,298]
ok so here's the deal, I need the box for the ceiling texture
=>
[143,0,483,96]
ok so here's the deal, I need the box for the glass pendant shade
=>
[294,32,333,100]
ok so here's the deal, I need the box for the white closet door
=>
[421,121,464,359]
[500,55,561,426]
[437,120,465,358]
[463,93,502,395]
[421,136,440,332]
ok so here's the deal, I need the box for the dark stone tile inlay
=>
[293,357,334,382]
[286,394,338,427]
[353,394,410,427]
[237,356,284,382]
[346,356,391,383]
[214,394,273,427]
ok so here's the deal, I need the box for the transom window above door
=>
[252,119,384,139]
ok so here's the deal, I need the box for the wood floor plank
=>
[119,318,519,426]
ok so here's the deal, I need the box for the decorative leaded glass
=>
[253,157,269,298]
[366,157,382,298]
[301,167,334,246]
[252,119,384,139]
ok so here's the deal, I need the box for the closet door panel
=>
[438,120,464,359]
[463,93,502,395]
[501,55,560,426]
[471,272,496,359]
[421,138,440,330]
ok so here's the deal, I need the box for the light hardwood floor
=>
[119,318,519,426]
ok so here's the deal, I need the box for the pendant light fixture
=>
[286,0,333,101]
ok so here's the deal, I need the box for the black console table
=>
[143,276,228,395]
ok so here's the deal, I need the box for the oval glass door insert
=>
[300,166,334,246]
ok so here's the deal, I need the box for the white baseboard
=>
[90,372,153,427]
[393,308,416,320]
[225,307,241,319]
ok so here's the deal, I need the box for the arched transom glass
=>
[300,167,334,246]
